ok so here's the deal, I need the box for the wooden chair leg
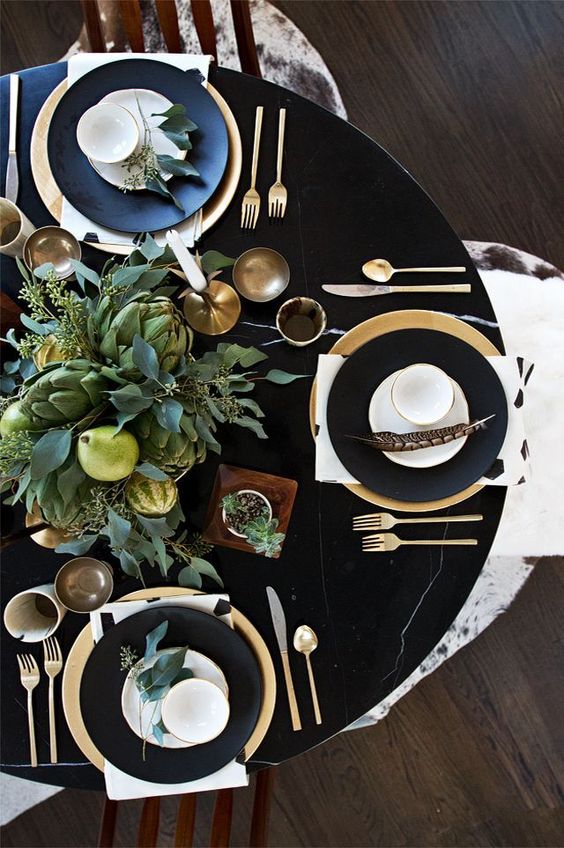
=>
[209,788,233,847]
[249,768,275,848]
[229,0,261,77]
[174,794,198,848]
[98,796,119,848]
[137,797,161,848]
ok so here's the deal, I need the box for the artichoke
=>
[20,359,108,427]
[99,297,192,377]
[132,411,207,475]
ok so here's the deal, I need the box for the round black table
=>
[0,62,506,789]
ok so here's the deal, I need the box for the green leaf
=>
[106,507,131,547]
[56,459,86,508]
[119,549,142,578]
[70,260,100,285]
[33,262,56,279]
[263,369,309,384]
[237,398,265,418]
[190,557,223,588]
[139,234,165,261]
[156,155,199,177]
[154,398,183,433]
[158,129,193,151]
[154,536,168,575]
[136,514,175,538]
[55,535,97,555]
[108,384,154,414]
[136,268,170,290]
[151,723,165,746]
[150,648,187,688]
[144,620,168,662]
[112,264,151,288]
[146,174,184,211]
[200,251,235,276]
[30,429,72,479]
[16,256,32,283]
[20,314,51,335]
[153,105,198,132]
[132,334,160,380]
[234,415,268,439]
[178,565,203,589]
[194,414,218,446]
[135,462,169,481]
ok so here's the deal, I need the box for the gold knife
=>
[266,586,302,731]
[322,283,471,297]
[5,74,19,203]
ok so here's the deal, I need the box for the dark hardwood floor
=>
[1,1,563,846]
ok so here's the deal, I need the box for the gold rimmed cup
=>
[276,296,327,347]
[54,558,114,614]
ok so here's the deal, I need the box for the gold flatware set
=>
[17,636,64,766]
[355,512,483,553]
[241,106,287,228]
[266,587,322,730]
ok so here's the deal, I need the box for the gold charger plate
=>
[309,309,501,512]
[61,587,276,772]
[31,80,242,250]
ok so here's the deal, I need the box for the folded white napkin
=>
[315,354,531,488]
[89,592,248,801]
[61,53,211,248]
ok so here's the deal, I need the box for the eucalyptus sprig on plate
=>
[122,100,199,209]
[120,620,193,758]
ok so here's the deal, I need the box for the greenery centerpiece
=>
[0,237,303,586]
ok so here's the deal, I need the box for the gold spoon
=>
[362,258,466,283]
[293,625,322,725]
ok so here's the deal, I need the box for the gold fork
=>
[241,105,264,229]
[362,533,478,552]
[353,512,482,532]
[17,654,40,767]
[43,636,63,763]
[268,108,287,219]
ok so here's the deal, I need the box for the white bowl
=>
[161,678,230,745]
[76,103,139,164]
[391,363,454,426]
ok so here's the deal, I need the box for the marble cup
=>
[3,584,66,642]
[0,198,35,258]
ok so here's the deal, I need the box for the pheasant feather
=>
[347,415,495,452]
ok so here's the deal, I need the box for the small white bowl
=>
[391,363,454,426]
[76,103,139,164]
[161,678,230,745]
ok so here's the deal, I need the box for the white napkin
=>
[89,592,248,801]
[315,353,531,488]
[61,53,211,248]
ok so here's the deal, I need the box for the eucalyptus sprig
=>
[122,100,199,209]
[121,620,194,757]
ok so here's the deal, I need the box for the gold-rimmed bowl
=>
[232,247,290,302]
[23,226,81,279]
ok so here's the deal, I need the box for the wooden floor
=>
[1,2,563,846]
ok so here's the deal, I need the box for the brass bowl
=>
[54,558,114,613]
[232,247,290,302]
[23,226,81,279]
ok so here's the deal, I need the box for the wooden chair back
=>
[80,0,261,77]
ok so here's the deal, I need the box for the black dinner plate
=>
[80,606,262,782]
[326,329,508,502]
[47,60,229,232]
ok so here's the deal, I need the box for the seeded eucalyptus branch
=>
[121,99,199,209]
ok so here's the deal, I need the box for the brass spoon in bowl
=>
[293,625,322,725]
[362,258,466,283]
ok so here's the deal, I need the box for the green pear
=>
[77,425,139,481]
[0,402,39,437]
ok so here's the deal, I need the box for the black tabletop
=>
[0,62,506,789]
